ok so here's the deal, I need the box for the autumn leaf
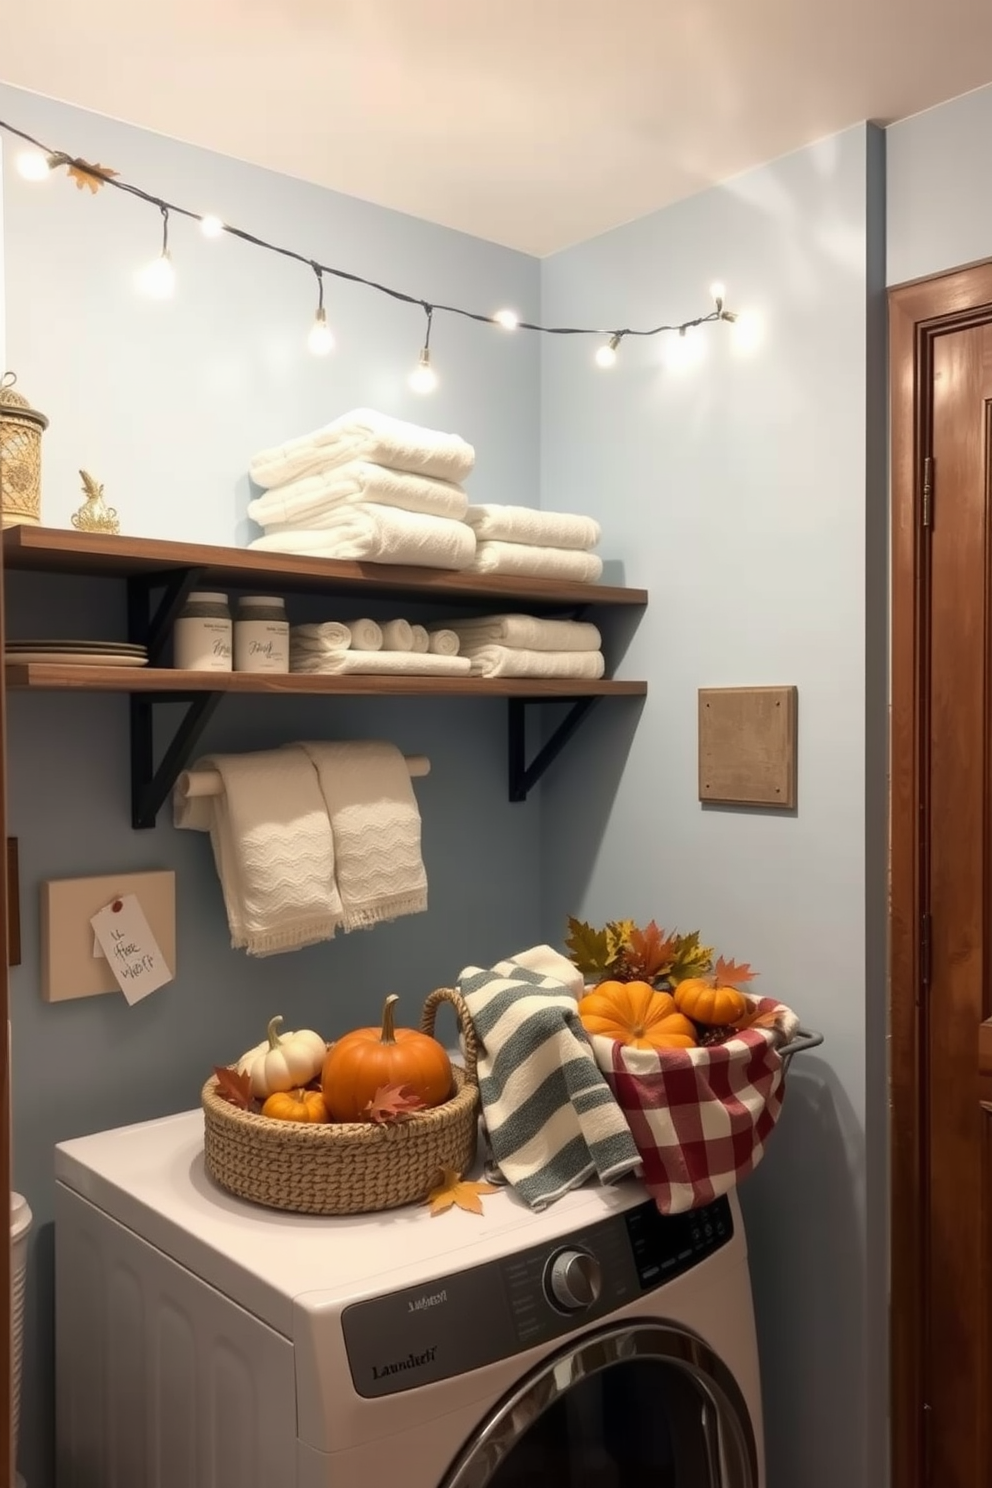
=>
[565,916,615,978]
[668,930,714,986]
[714,956,757,989]
[734,1005,779,1033]
[213,1064,254,1110]
[622,920,677,982]
[364,1083,425,1124]
[425,1168,500,1217]
[66,159,119,193]
[605,919,635,963]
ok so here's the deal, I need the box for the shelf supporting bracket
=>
[130,692,223,830]
[507,696,603,802]
[127,567,207,664]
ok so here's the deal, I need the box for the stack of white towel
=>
[432,613,605,679]
[464,506,603,583]
[290,617,470,677]
[247,409,478,571]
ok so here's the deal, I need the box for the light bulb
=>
[17,150,52,182]
[409,349,438,394]
[307,307,335,355]
[494,307,519,330]
[200,214,224,239]
[710,280,727,306]
[595,333,621,369]
[138,251,175,299]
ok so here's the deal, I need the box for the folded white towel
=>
[410,624,429,654]
[458,947,641,1209]
[380,618,414,652]
[250,409,475,489]
[248,460,469,527]
[249,505,477,571]
[460,645,605,680]
[173,748,341,956]
[468,541,603,583]
[439,614,602,653]
[466,505,601,551]
[428,629,460,657]
[296,740,427,931]
[289,621,354,652]
[290,650,471,677]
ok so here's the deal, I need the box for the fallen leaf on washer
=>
[425,1168,500,1217]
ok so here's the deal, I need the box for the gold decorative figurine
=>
[71,470,120,535]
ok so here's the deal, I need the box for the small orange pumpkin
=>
[674,978,748,1027]
[578,979,697,1050]
[321,994,452,1123]
[261,1088,328,1123]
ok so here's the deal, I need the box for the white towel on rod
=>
[410,624,430,653]
[290,650,471,677]
[249,504,477,571]
[248,460,469,526]
[428,629,460,657]
[250,409,475,488]
[438,614,602,653]
[465,505,601,551]
[460,645,605,680]
[468,541,603,583]
[173,748,342,956]
[380,618,414,652]
[296,740,428,931]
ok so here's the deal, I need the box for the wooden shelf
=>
[2,526,647,610]
[5,663,646,701]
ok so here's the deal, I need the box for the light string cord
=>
[0,116,737,341]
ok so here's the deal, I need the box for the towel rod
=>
[177,755,431,799]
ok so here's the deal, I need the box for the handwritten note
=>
[90,894,173,1005]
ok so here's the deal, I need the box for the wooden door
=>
[891,264,992,1488]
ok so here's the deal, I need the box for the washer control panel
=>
[342,1193,733,1398]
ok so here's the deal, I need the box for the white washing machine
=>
[55,1109,765,1487]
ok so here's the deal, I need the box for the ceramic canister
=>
[234,595,289,673]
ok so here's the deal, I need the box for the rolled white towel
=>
[250,409,475,489]
[428,629,461,657]
[344,619,382,652]
[460,646,605,680]
[289,621,353,652]
[248,504,477,572]
[410,625,430,654]
[380,619,414,652]
[248,460,469,526]
[438,614,602,653]
[468,541,603,583]
[290,650,472,677]
[466,505,601,551]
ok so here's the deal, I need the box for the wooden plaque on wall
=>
[698,686,798,808]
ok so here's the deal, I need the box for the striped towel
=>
[459,947,641,1210]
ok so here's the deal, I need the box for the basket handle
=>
[421,987,479,1086]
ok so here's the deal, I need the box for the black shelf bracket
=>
[507,696,603,802]
[127,566,207,664]
[130,692,223,830]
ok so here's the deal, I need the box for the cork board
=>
[40,870,176,1002]
[698,686,797,808]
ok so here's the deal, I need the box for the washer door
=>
[439,1321,758,1488]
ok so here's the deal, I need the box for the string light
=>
[663,323,706,372]
[0,114,738,377]
[409,304,438,393]
[137,205,175,299]
[307,264,335,355]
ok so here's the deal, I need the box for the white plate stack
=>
[5,640,148,667]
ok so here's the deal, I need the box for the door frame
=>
[889,258,992,1488]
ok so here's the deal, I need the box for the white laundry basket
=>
[11,1192,32,1483]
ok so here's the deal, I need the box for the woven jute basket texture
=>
[202,987,480,1216]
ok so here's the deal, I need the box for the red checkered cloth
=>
[589,997,799,1215]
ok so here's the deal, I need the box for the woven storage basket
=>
[202,987,479,1216]
[0,372,48,528]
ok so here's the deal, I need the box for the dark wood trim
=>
[889,257,992,1488]
[6,841,20,971]
[0,538,13,1485]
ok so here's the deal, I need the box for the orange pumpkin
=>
[321,995,452,1123]
[674,978,747,1027]
[261,1088,328,1123]
[578,979,697,1050]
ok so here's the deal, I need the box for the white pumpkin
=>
[237,1015,326,1099]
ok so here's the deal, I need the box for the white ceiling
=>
[3,0,992,255]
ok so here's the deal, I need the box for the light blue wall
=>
[888,82,992,285]
[539,126,889,1488]
[0,85,544,1485]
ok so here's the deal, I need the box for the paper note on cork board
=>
[40,871,176,1002]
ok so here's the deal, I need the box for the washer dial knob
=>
[546,1248,603,1312]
